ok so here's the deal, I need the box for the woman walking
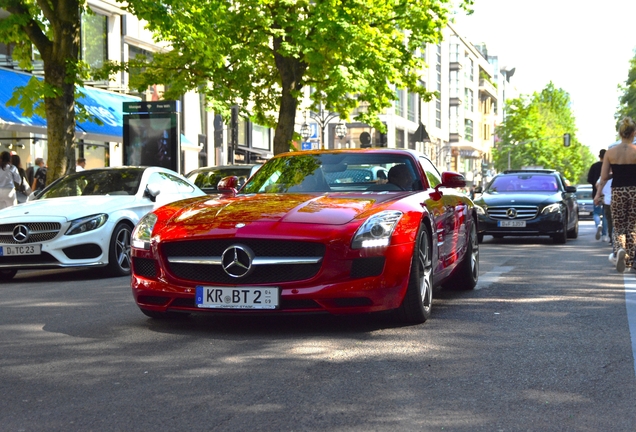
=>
[0,151,21,210]
[595,117,636,272]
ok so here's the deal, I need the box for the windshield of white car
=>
[240,153,420,193]
[38,169,145,199]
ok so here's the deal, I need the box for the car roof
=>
[502,169,558,175]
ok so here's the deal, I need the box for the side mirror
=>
[565,186,576,193]
[473,186,483,194]
[217,176,239,196]
[430,171,466,201]
[144,184,161,202]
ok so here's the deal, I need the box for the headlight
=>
[542,203,562,214]
[475,205,486,215]
[66,214,108,235]
[132,213,158,250]
[351,210,402,249]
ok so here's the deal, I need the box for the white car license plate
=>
[195,286,279,309]
[0,244,41,256]
[498,220,526,228]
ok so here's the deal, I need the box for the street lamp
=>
[300,122,312,142]
[335,122,347,140]
[304,101,343,149]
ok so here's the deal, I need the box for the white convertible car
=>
[0,166,205,280]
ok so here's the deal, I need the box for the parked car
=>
[186,164,261,194]
[473,169,579,243]
[131,149,480,324]
[0,167,206,280]
[575,184,594,219]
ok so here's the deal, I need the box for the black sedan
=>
[473,169,579,243]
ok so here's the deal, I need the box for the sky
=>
[453,0,636,156]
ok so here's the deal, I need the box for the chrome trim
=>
[167,256,323,265]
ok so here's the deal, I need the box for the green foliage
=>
[493,82,593,183]
[616,49,636,125]
[116,0,471,153]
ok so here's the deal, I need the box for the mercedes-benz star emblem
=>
[221,244,255,278]
[12,224,30,243]
[506,208,517,219]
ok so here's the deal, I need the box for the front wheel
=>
[106,222,133,276]
[395,224,433,324]
[445,222,479,290]
[567,218,579,239]
[553,216,567,244]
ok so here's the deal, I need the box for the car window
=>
[38,169,144,199]
[188,167,253,191]
[147,172,195,195]
[488,174,560,192]
[418,157,441,188]
[241,153,419,193]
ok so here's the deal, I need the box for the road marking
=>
[623,273,636,375]
[476,266,514,290]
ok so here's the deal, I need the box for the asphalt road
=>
[1,221,635,431]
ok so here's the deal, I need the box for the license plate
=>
[195,286,279,309]
[579,211,590,216]
[498,220,526,227]
[0,244,41,256]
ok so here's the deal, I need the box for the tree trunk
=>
[273,38,307,155]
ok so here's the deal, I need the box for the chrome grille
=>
[487,205,538,220]
[0,222,62,244]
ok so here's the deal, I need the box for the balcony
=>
[479,79,497,99]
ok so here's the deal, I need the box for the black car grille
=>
[162,239,325,284]
[487,205,538,220]
[0,222,61,244]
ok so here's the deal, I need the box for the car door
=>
[419,157,463,274]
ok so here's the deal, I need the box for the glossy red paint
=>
[131,149,478,323]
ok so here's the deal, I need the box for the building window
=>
[464,88,474,112]
[395,89,404,117]
[407,92,417,122]
[252,123,270,150]
[465,56,474,82]
[81,13,108,81]
[436,44,442,93]
[395,128,405,148]
[435,99,441,128]
[465,119,473,142]
[128,45,159,100]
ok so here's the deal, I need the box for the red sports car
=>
[131,149,479,324]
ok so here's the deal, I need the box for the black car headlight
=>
[351,210,402,249]
[132,213,158,250]
[66,214,108,235]
[541,203,562,214]
[475,205,486,215]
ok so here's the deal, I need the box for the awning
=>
[0,67,140,143]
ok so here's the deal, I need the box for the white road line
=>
[476,266,514,290]
[623,273,636,375]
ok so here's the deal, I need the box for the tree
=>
[114,0,473,155]
[0,0,96,184]
[616,49,636,124]
[493,82,593,183]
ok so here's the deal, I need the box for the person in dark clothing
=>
[587,149,606,240]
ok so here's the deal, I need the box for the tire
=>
[395,224,433,324]
[106,222,133,276]
[139,308,190,319]
[567,217,579,239]
[553,216,567,244]
[477,232,484,243]
[0,269,17,281]
[445,222,479,290]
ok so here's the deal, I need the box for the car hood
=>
[169,193,389,226]
[476,191,565,206]
[0,195,139,221]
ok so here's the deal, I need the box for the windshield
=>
[240,153,419,193]
[487,174,561,193]
[38,169,144,199]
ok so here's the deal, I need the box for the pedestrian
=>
[0,151,21,209]
[31,158,47,192]
[600,177,613,244]
[10,154,30,203]
[588,149,607,240]
[76,157,86,172]
[594,117,636,273]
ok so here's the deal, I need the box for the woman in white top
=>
[0,151,21,209]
